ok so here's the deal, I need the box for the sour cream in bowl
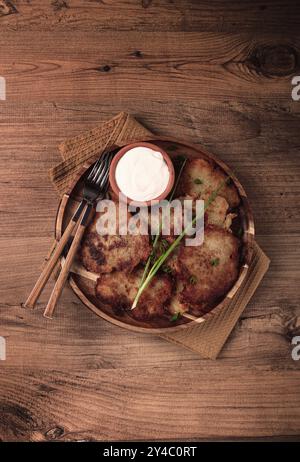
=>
[109,142,175,205]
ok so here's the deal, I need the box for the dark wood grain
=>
[0,0,299,32]
[0,0,300,442]
[1,31,299,102]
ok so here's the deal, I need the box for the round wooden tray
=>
[55,138,255,334]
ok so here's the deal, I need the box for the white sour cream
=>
[115,146,170,201]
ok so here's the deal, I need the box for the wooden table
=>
[0,0,300,442]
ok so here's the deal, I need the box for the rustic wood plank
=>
[0,364,299,442]
[1,287,300,369]
[0,233,299,368]
[0,0,299,32]
[0,100,299,237]
[0,0,300,442]
[0,32,299,101]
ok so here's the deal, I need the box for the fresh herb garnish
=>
[162,265,173,274]
[194,178,203,185]
[189,275,197,285]
[211,258,220,266]
[159,238,169,250]
[132,177,230,310]
[138,157,187,287]
[150,252,157,264]
[171,312,181,322]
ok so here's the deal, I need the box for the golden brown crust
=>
[174,225,240,315]
[204,194,236,230]
[80,157,242,323]
[80,209,151,274]
[95,268,173,321]
[147,197,189,244]
[167,279,189,315]
[178,158,240,208]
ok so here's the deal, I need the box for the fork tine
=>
[99,151,115,185]
[96,167,109,188]
[91,160,106,185]
[92,151,114,186]
[94,159,109,185]
[87,157,103,182]
[86,150,114,191]
[87,152,107,182]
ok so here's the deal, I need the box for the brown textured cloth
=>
[51,112,155,196]
[49,112,270,359]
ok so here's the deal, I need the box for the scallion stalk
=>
[140,157,187,285]
[131,177,229,310]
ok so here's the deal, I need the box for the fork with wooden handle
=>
[43,201,93,318]
[24,151,114,316]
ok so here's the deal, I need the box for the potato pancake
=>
[203,194,236,230]
[178,158,240,208]
[175,225,240,315]
[95,268,173,321]
[79,154,243,324]
[167,280,189,315]
[80,210,150,274]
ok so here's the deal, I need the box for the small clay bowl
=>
[109,142,175,206]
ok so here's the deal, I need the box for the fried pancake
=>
[178,158,240,208]
[148,197,188,243]
[95,268,173,321]
[204,194,236,230]
[174,194,235,230]
[175,225,240,315]
[168,280,189,315]
[147,236,182,278]
[80,209,150,274]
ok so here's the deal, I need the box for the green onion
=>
[171,312,181,322]
[139,157,187,286]
[194,178,203,185]
[211,258,220,266]
[131,177,230,310]
[189,275,197,284]
[160,239,169,251]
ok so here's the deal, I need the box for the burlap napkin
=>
[49,112,270,359]
[51,112,155,196]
